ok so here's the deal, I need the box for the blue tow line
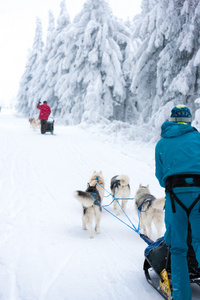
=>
[95,177,154,245]
[95,177,141,236]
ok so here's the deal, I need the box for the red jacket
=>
[37,103,51,120]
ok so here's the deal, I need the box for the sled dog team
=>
[74,171,165,239]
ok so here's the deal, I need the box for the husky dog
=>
[110,175,130,215]
[29,117,34,126]
[134,184,165,239]
[74,171,105,238]
[29,117,41,131]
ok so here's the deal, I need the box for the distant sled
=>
[40,117,55,135]
[46,119,54,134]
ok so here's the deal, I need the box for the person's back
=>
[37,101,51,121]
[155,120,200,189]
[37,101,51,134]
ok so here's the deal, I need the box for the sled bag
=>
[144,237,169,274]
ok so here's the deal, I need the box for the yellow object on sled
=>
[159,268,171,300]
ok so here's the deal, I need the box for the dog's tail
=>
[73,191,95,208]
[116,174,130,185]
[151,197,165,210]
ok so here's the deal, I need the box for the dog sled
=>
[91,176,200,298]
[143,230,200,299]
[41,118,54,134]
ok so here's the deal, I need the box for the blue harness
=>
[86,185,101,206]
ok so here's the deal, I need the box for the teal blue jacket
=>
[155,121,200,191]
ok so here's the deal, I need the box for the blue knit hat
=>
[170,104,192,124]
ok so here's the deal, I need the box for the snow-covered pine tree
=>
[17,1,70,119]
[27,11,56,118]
[55,0,132,125]
[16,17,44,116]
[152,0,200,130]
[130,0,161,125]
[130,0,200,139]
[39,0,70,118]
[124,15,142,124]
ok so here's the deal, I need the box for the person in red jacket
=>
[37,101,51,134]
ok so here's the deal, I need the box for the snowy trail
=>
[0,110,198,300]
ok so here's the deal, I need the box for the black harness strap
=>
[166,174,200,216]
[190,194,200,214]
[170,190,200,216]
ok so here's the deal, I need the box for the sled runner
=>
[143,231,200,299]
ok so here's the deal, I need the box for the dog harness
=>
[165,174,200,216]
[136,194,156,212]
[86,185,101,207]
[110,177,130,193]
[110,178,120,190]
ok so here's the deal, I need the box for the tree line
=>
[16,0,200,137]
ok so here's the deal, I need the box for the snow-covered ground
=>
[0,109,199,299]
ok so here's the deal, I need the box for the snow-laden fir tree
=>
[152,0,200,128]
[124,15,142,124]
[16,17,44,116]
[17,1,70,118]
[55,0,132,125]
[130,0,200,138]
[35,1,70,117]
[36,0,70,117]
[27,11,56,118]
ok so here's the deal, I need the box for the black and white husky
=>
[134,184,165,240]
[110,175,130,215]
[74,171,105,238]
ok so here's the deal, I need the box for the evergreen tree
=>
[28,11,56,117]
[124,15,142,124]
[130,0,200,137]
[55,0,132,125]
[17,1,71,118]
[39,0,70,117]
[17,17,44,116]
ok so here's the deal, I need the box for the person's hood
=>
[161,121,196,138]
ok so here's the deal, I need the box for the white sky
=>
[0,0,141,106]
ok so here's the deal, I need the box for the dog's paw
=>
[95,226,100,234]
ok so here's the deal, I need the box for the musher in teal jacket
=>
[155,105,200,300]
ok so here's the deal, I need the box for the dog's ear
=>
[139,183,142,188]
[87,183,89,187]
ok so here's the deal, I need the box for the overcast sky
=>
[0,0,141,106]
